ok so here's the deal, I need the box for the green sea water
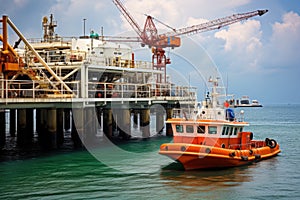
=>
[0,105,299,199]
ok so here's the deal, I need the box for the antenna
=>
[83,18,87,37]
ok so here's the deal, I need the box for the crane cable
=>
[147,14,177,32]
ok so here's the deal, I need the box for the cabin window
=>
[239,127,243,133]
[208,126,217,134]
[222,127,226,135]
[186,125,194,133]
[225,126,229,135]
[229,127,233,135]
[176,125,184,133]
[197,125,205,134]
[234,127,238,135]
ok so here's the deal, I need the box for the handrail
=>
[0,79,79,99]
[0,79,197,101]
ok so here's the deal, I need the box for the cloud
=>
[211,20,263,73]
[0,0,29,15]
[265,11,300,69]
[214,20,262,53]
[211,10,300,74]
[47,0,111,36]
[13,0,29,7]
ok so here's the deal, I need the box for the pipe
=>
[2,15,8,53]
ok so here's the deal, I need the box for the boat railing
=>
[228,143,251,150]
[172,108,197,119]
[228,140,265,149]
[232,110,245,122]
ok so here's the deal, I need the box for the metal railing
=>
[27,36,74,45]
[87,57,153,69]
[88,82,197,100]
[0,79,79,99]
[0,79,197,102]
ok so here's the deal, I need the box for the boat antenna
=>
[101,26,104,41]
[226,73,228,97]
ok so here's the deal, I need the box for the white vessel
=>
[235,96,263,107]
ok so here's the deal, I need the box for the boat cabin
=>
[168,119,253,150]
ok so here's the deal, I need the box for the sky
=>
[1,0,300,104]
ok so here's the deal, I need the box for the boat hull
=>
[159,143,280,170]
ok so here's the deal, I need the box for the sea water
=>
[0,105,299,199]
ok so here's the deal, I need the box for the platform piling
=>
[133,110,139,129]
[96,107,102,128]
[115,109,131,140]
[140,109,150,138]
[84,107,97,143]
[103,109,113,139]
[36,109,43,139]
[71,108,83,148]
[0,110,5,147]
[17,109,27,145]
[47,108,57,148]
[57,108,64,146]
[156,109,164,134]
[64,108,71,131]
[26,108,34,139]
[9,109,16,137]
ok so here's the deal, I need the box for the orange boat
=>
[159,78,281,170]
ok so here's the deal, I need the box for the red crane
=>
[112,0,268,82]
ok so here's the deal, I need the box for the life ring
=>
[265,138,277,149]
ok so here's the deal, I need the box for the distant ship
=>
[234,96,263,107]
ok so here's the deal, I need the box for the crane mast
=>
[112,0,268,83]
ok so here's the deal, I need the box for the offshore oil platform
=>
[0,0,267,149]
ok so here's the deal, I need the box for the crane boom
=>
[112,0,143,38]
[159,10,268,38]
